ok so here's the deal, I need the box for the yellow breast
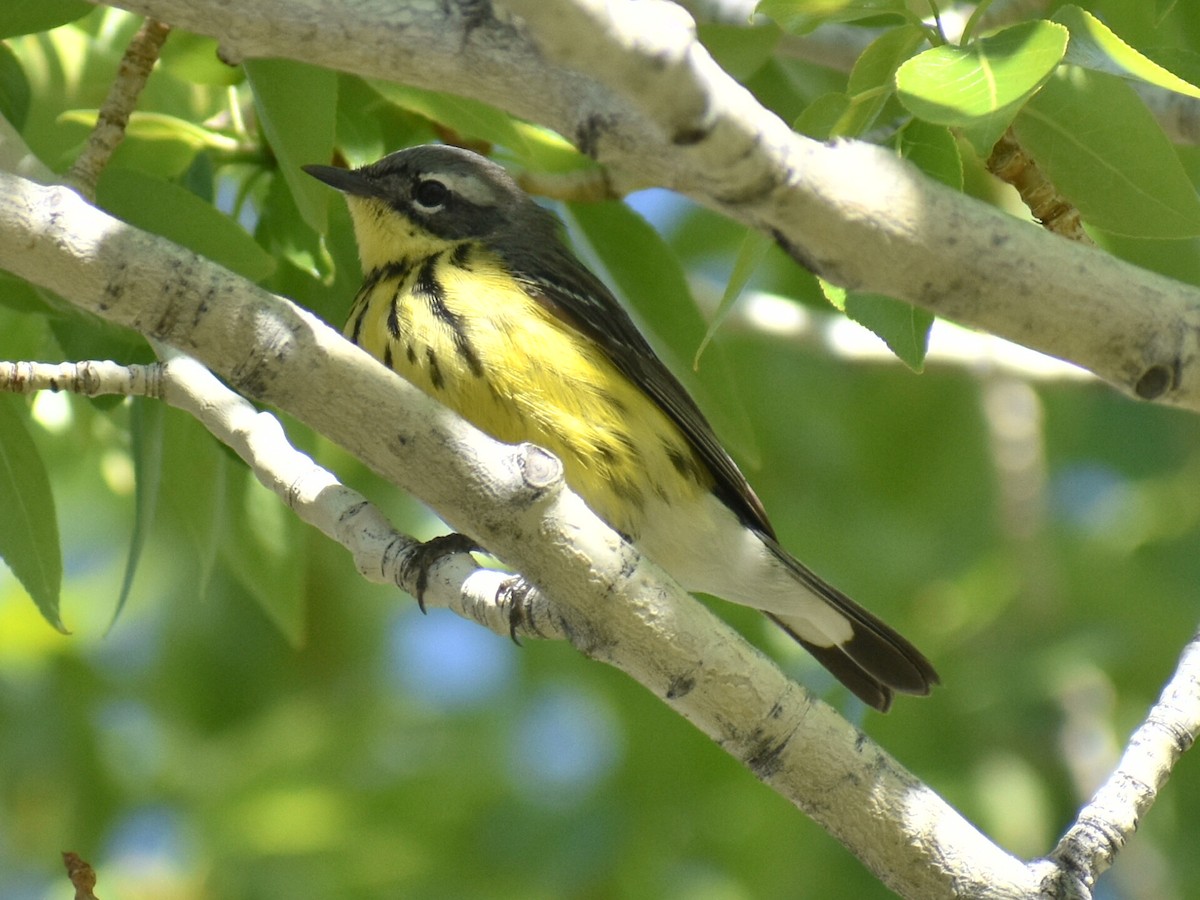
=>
[345,245,710,538]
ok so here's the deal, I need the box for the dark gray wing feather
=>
[502,238,776,537]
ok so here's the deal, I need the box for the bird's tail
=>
[763,536,939,713]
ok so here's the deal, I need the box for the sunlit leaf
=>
[1054,4,1200,98]
[896,20,1068,154]
[819,280,931,370]
[819,277,847,312]
[370,81,585,172]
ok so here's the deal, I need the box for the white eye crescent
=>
[413,179,449,210]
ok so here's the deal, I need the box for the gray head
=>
[304,145,562,261]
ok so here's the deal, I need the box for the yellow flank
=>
[346,243,711,539]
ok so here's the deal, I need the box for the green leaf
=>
[160,406,226,599]
[257,166,334,284]
[819,279,932,369]
[898,119,962,190]
[844,293,933,371]
[369,81,585,172]
[819,277,847,312]
[562,199,759,462]
[896,20,1069,155]
[698,22,782,81]
[794,27,926,141]
[836,24,927,137]
[336,76,403,169]
[748,58,828,126]
[58,110,238,179]
[757,0,908,34]
[794,92,853,140]
[49,303,152,368]
[0,395,64,632]
[0,43,31,129]
[158,31,244,87]
[1143,48,1200,93]
[1157,0,1178,24]
[110,397,163,628]
[97,168,276,282]
[0,0,91,39]
[1013,67,1200,238]
[244,58,337,234]
[0,271,53,317]
[222,463,306,647]
[695,229,772,369]
[1054,5,1200,98]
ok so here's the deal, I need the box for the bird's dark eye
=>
[413,178,449,210]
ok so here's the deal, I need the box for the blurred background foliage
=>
[2,1,1200,897]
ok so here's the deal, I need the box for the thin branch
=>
[987,129,1093,245]
[1048,628,1200,896]
[0,356,566,640]
[67,18,171,199]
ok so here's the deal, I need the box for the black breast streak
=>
[426,348,444,390]
[382,343,393,370]
[386,283,403,338]
[416,254,485,378]
[348,292,368,344]
[363,258,413,294]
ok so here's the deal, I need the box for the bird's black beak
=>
[302,164,379,199]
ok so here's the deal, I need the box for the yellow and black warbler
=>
[304,145,937,711]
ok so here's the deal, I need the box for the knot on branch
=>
[516,442,563,491]
[1134,362,1177,400]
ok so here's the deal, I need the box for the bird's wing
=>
[511,246,776,539]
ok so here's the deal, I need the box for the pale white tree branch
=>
[693,278,1093,383]
[0,170,1044,898]
[500,0,1200,407]
[0,354,564,639]
[92,0,1200,414]
[1047,627,1200,896]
